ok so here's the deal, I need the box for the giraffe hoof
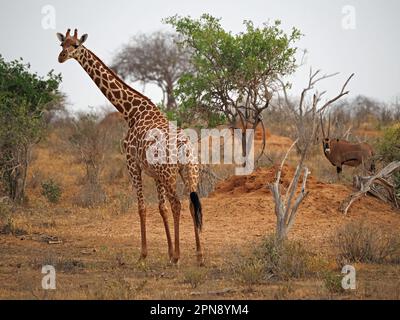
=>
[170,257,180,266]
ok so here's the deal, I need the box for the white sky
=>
[1,0,399,113]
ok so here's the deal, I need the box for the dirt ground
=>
[0,133,399,300]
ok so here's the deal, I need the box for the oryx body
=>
[322,139,375,174]
[320,115,375,176]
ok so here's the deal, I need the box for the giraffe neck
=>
[74,46,160,124]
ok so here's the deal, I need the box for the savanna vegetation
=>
[1,15,400,300]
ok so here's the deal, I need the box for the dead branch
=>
[340,161,400,215]
[342,125,352,140]
[318,73,354,114]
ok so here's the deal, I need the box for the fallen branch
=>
[48,240,63,245]
[190,287,236,296]
[340,161,400,215]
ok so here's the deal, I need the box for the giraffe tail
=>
[190,192,203,231]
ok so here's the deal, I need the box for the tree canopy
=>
[165,14,302,128]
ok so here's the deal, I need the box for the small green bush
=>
[232,235,317,284]
[258,235,314,280]
[323,271,345,294]
[41,179,62,203]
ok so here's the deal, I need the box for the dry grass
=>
[233,257,266,288]
[334,221,400,265]
[0,216,28,236]
[28,169,45,190]
[1,201,400,300]
[112,193,135,215]
[1,125,400,300]
[74,182,107,208]
[182,267,208,289]
[0,202,28,236]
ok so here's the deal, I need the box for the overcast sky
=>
[1,0,399,113]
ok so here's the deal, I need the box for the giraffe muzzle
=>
[58,51,68,63]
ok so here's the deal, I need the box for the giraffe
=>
[57,29,204,265]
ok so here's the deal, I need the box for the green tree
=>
[0,56,62,203]
[377,124,400,163]
[376,124,400,201]
[165,14,301,156]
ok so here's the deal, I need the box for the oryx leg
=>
[336,166,342,181]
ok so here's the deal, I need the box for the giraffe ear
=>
[79,34,88,44]
[56,33,65,42]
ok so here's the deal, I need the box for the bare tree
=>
[278,69,354,155]
[392,97,400,122]
[270,139,310,241]
[352,95,381,128]
[270,69,354,241]
[111,31,192,110]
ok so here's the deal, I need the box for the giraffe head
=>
[56,29,88,63]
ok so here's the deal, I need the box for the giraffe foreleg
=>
[137,189,147,260]
[129,166,148,261]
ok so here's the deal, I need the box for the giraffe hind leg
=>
[181,165,204,266]
[189,199,204,266]
[156,180,174,262]
[164,179,181,265]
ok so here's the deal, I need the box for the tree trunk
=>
[241,129,247,167]
[12,168,26,204]
[166,83,176,111]
[276,215,287,243]
[6,146,30,204]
